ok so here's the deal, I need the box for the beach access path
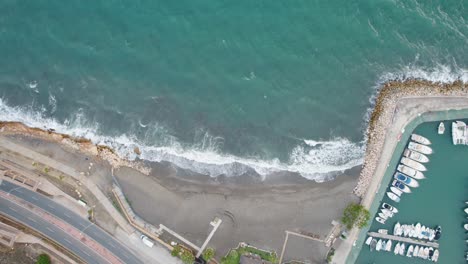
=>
[333,96,468,264]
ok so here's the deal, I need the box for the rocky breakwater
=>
[354,79,468,197]
[0,121,151,175]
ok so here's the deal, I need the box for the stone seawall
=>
[354,80,468,197]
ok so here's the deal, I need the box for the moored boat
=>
[387,192,400,202]
[378,212,388,220]
[438,122,445,135]
[465,208,468,214]
[399,243,405,255]
[403,149,429,163]
[413,245,420,257]
[393,222,401,235]
[391,180,412,193]
[464,224,468,231]
[397,164,425,179]
[385,240,392,252]
[381,209,394,217]
[375,217,386,224]
[408,142,433,155]
[401,157,427,171]
[365,236,372,245]
[432,249,439,262]
[377,229,388,234]
[394,172,419,187]
[376,239,382,251]
[394,242,400,255]
[417,246,424,258]
[411,134,431,145]
[406,245,414,257]
[390,187,403,197]
[370,239,377,251]
[382,203,398,213]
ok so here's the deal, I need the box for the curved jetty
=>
[354,79,467,197]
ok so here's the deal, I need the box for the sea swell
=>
[0,97,364,181]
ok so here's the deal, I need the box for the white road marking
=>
[64,239,72,244]
[109,243,116,248]
[31,196,38,201]
[26,216,37,223]
[47,204,55,209]
[46,227,55,233]
[83,251,91,257]
[64,212,71,218]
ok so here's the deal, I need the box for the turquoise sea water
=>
[356,121,468,263]
[0,1,466,180]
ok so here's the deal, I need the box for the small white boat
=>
[394,172,419,187]
[375,217,386,224]
[399,243,405,255]
[464,224,468,231]
[423,247,430,259]
[413,245,420,257]
[390,187,403,197]
[381,209,394,217]
[387,192,400,202]
[365,236,373,245]
[438,122,445,135]
[407,245,414,257]
[377,229,388,234]
[418,246,425,258]
[465,208,468,214]
[393,222,401,235]
[376,239,382,251]
[408,142,433,155]
[401,157,427,171]
[391,180,411,194]
[378,212,388,220]
[397,164,425,179]
[415,223,421,237]
[394,242,400,255]
[382,203,398,213]
[385,239,392,252]
[432,249,439,262]
[403,149,429,163]
[411,134,431,145]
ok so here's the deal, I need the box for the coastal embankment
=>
[355,79,468,197]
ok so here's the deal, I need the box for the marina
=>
[367,232,439,248]
[354,120,468,263]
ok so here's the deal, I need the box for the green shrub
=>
[202,247,215,261]
[171,245,181,257]
[36,254,51,264]
[341,203,370,230]
[221,250,240,264]
[181,250,195,264]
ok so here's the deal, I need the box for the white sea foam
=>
[0,98,363,181]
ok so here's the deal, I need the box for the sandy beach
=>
[0,130,360,263]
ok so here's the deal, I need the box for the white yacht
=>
[438,122,445,135]
[452,121,468,145]
[394,172,419,187]
[387,192,400,202]
[408,142,433,155]
[411,134,431,145]
[390,187,403,197]
[397,164,425,179]
[385,240,392,252]
[413,245,420,257]
[376,239,382,251]
[403,149,429,163]
[401,157,427,171]
[465,208,468,214]
[394,243,400,255]
[406,245,414,257]
[464,224,468,231]
[382,203,398,213]
[381,209,394,217]
[432,249,439,262]
[365,236,372,245]
[399,243,405,255]
[375,217,386,224]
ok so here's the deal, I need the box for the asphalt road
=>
[0,195,108,263]
[0,180,143,264]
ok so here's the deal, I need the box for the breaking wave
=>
[0,98,363,181]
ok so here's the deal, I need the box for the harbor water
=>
[355,120,468,263]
